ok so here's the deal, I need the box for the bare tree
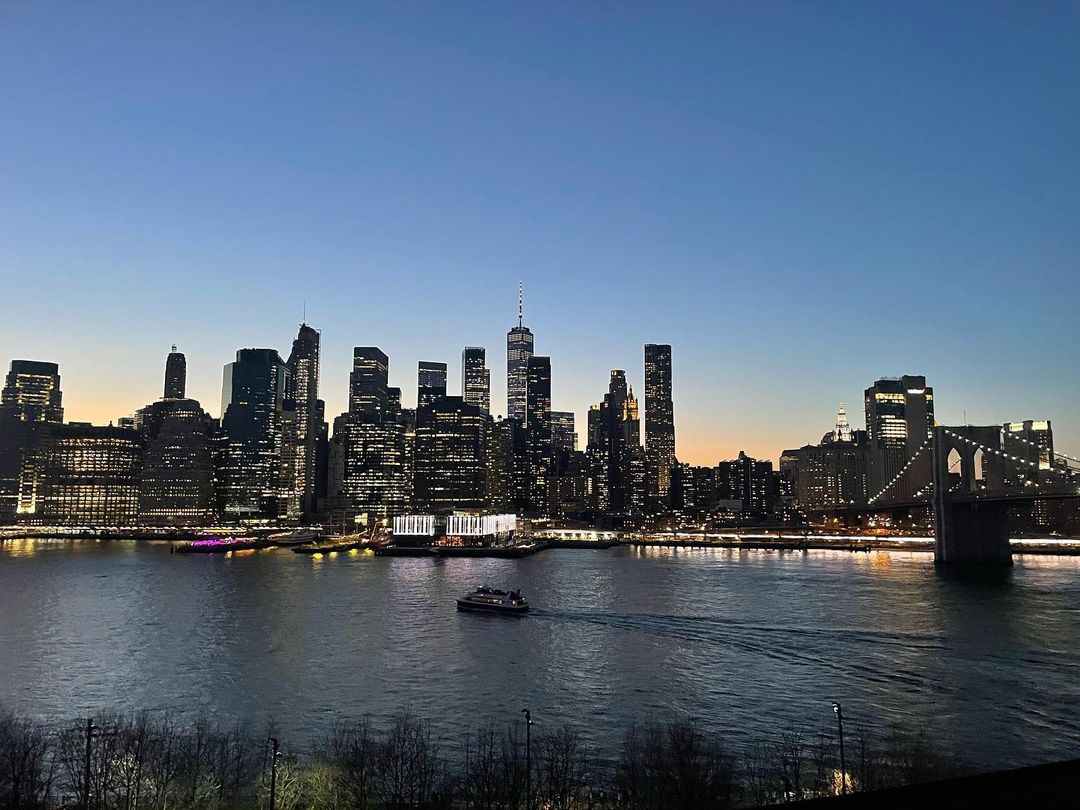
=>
[0,710,55,810]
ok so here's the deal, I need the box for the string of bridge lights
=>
[1001,431,1080,468]
[941,429,1077,478]
[867,438,932,505]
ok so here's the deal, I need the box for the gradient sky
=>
[2,3,1078,465]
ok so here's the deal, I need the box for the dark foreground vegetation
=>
[0,707,966,809]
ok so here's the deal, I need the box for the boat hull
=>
[456,599,529,614]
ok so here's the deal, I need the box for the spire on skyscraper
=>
[518,282,524,328]
[835,403,852,442]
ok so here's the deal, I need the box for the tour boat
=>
[456,586,529,614]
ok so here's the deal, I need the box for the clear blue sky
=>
[1,2,1077,464]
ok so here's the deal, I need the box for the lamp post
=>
[832,703,847,795]
[521,708,532,810]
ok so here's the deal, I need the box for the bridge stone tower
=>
[931,425,1012,566]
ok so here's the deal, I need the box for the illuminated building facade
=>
[462,347,490,414]
[327,347,408,526]
[2,360,63,424]
[20,423,143,525]
[864,375,934,501]
[414,397,489,512]
[135,398,217,525]
[163,347,186,399]
[418,361,448,409]
[1002,419,1055,528]
[644,344,675,508]
[506,285,534,424]
[285,324,323,518]
[551,411,576,454]
[219,348,289,520]
[526,356,552,514]
[586,370,644,526]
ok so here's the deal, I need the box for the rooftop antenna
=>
[517,282,524,328]
[171,344,177,353]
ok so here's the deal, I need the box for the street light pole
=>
[832,703,847,795]
[268,737,280,810]
[82,719,94,810]
[521,709,532,810]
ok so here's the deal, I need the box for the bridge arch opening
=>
[947,448,963,492]
[974,448,986,486]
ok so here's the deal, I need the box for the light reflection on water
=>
[1,539,1078,770]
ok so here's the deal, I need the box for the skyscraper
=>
[644,344,675,507]
[20,423,143,526]
[864,375,934,501]
[163,346,186,399]
[506,284,534,423]
[219,349,289,519]
[418,361,448,409]
[136,397,217,525]
[462,347,490,414]
[526,356,552,514]
[2,360,63,423]
[327,347,408,526]
[285,324,322,518]
[587,370,643,526]
[349,347,391,419]
[413,397,489,512]
[551,411,577,454]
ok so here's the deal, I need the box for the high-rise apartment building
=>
[506,285,534,423]
[219,349,289,519]
[418,361,448,410]
[462,347,490,414]
[644,344,675,507]
[163,347,186,399]
[2,360,63,424]
[864,375,934,502]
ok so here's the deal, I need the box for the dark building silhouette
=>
[587,370,643,526]
[414,396,489,512]
[551,411,576,454]
[349,347,391,419]
[163,347,186,399]
[462,347,490,414]
[418,361,448,409]
[135,398,216,525]
[219,349,289,520]
[285,324,323,518]
[644,344,675,508]
[327,347,407,526]
[526,356,552,514]
[506,284,534,424]
[716,451,774,520]
[864,375,933,502]
[2,360,63,424]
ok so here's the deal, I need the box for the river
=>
[1,539,1078,769]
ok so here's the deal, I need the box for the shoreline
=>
[3,530,1080,557]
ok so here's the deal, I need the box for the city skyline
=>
[2,4,1078,465]
[4,302,1076,468]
